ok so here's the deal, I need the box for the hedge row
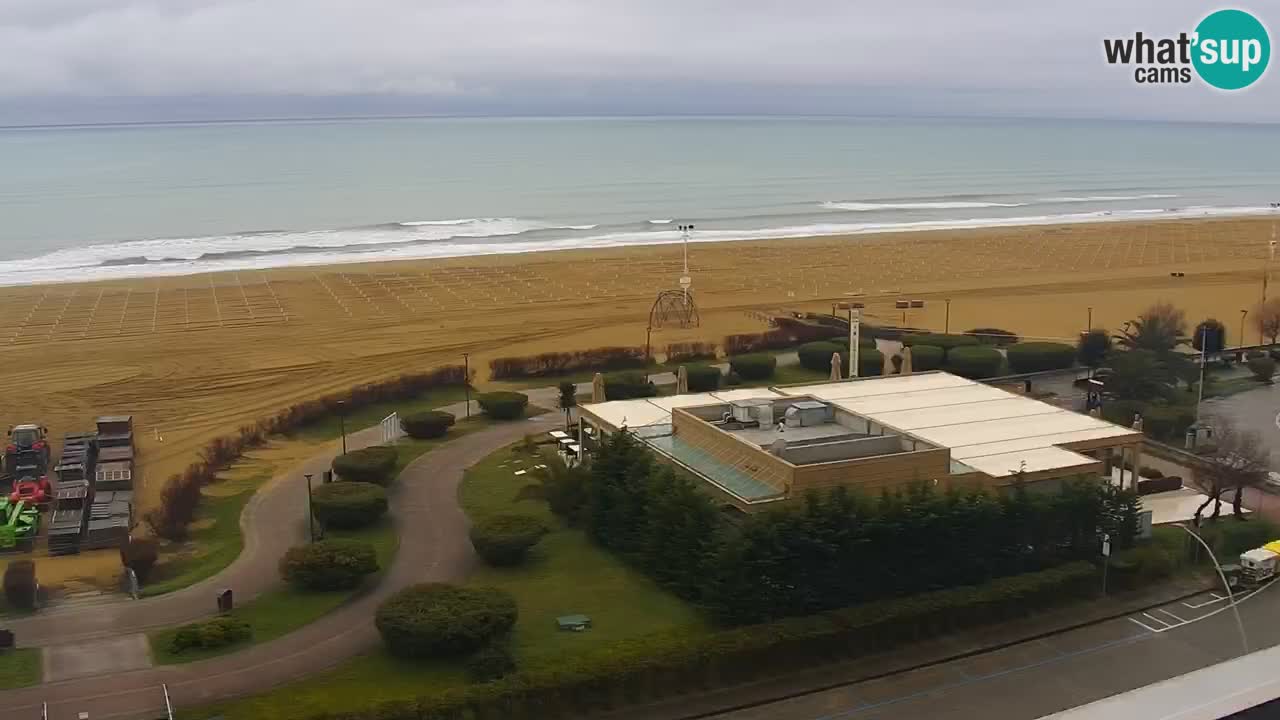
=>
[902,333,981,350]
[1102,401,1196,442]
[478,391,530,420]
[315,562,1097,720]
[170,616,251,653]
[666,342,716,363]
[684,365,722,392]
[945,345,1003,379]
[1006,342,1076,374]
[729,354,776,380]
[400,410,455,439]
[312,481,388,529]
[904,344,944,371]
[280,539,379,591]
[965,328,1021,346]
[797,341,844,373]
[489,347,646,380]
[144,365,466,541]
[332,446,398,485]
[603,371,658,401]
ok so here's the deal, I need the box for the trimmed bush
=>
[399,410,455,439]
[311,482,388,530]
[965,328,1021,346]
[945,346,1003,379]
[603,371,658,401]
[724,371,743,387]
[375,583,518,658]
[477,391,529,420]
[1141,404,1197,442]
[1006,342,1076,374]
[3,560,36,611]
[684,365,722,392]
[279,539,378,591]
[829,336,878,351]
[1108,544,1176,590]
[1137,476,1182,495]
[170,616,251,653]
[905,344,945,371]
[467,642,517,683]
[666,342,716,363]
[1248,355,1276,382]
[469,514,548,566]
[120,537,159,584]
[1200,518,1279,559]
[902,333,980,351]
[489,347,646,380]
[858,348,885,377]
[332,446,397,485]
[729,354,776,381]
[797,341,845,373]
[1137,466,1164,479]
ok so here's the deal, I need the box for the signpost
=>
[1101,533,1111,595]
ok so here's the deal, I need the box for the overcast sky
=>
[1,0,1276,125]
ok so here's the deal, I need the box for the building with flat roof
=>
[577,371,1145,512]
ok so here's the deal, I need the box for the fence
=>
[380,413,404,445]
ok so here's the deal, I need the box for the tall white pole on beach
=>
[849,308,861,379]
[678,223,694,304]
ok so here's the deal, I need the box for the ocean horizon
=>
[2,115,1279,287]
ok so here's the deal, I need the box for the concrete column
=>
[1117,446,1127,488]
[1132,444,1143,490]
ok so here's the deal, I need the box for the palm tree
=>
[557,381,577,431]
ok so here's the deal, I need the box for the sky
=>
[1,0,1277,125]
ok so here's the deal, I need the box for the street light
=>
[463,352,471,419]
[1239,309,1248,350]
[944,298,951,334]
[305,473,315,542]
[1087,306,1093,332]
[1175,523,1249,655]
[336,399,347,455]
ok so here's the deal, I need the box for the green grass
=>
[1205,375,1270,398]
[293,387,469,442]
[184,443,705,720]
[150,518,396,665]
[0,648,41,689]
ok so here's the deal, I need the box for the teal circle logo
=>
[1192,9,1270,90]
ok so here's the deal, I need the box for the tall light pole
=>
[677,224,694,304]
[944,298,951,334]
[1176,524,1248,655]
[838,303,863,379]
[336,399,347,455]
[1087,306,1093,332]
[305,473,315,542]
[1239,309,1248,350]
[1195,323,1208,424]
[463,352,471,419]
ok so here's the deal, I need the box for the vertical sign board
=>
[849,309,861,379]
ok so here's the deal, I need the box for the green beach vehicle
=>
[0,497,39,549]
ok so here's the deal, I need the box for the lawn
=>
[143,387,470,597]
[0,648,41,689]
[184,442,706,720]
[150,517,397,665]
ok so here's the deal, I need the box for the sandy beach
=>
[0,215,1276,514]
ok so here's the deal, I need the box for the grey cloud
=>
[0,0,1276,123]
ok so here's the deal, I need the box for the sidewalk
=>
[604,573,1214,720]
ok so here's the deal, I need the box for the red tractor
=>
[4,424,51,477]
[9,475,51,506]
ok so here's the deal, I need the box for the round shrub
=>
[470,514,547,566]
[332,446,397,485]
[724,370,743,387]
[477,391,529,420]
[1248,355,1276,382]
[1140,404,1196,441]
[399,410,455,439]
[945,346,1003,379]
[858,348,884,377]
[170,616,251,653]
[905,344,945,371]
[3,560,37,611]
[279,538,378,591]
[603,371,658,400]
[1006,342,1076,374]
[375,583,518,658]
[467,642,517,682]
[902,333,980,351]
[120,537,159,583]
[684,365,722,392]
[729,353,776,381]
[798,342,844,373]
[311,481,388,530]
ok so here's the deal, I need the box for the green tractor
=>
[0,497,39,550]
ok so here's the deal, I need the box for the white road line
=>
[1157,607,1188,623]
[1273,410,1280,431]
[1183,595,1228,609]
[1141,611,1172,627]
[1211,592,1227,600]
[1129,617,1163,633]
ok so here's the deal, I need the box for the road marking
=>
[1183,595,1228,609]
[1156,607,1187,623]
[1141,611,1171,627]
[1274,410,1280,431]
[1128,616,1163,633]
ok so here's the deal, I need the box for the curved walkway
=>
[3,413,556,720]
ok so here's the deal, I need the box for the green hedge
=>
[684,365,722,392]
[797,341,844,373]
[965,328,1021,346]
[332,446,398,485]
[905,344,945,371]
[729,354,776,381]
[1103,401,1195,442]
[321,562,1097,720]
[1107,544,1176,590]
[1006,342,1076,374]
[830,335,878,350]
[945,345,1003,379]
[477,391,529,420]
[279,539,379,591]
[399,410,456,439]
[858,348,885,377]
[311,481,388,530]
[902,333,981,351]
[375,583,518,659]
[469,514,547,566]
[603,371,658,400]
[1198,519,1279,559]
[170,616,251,653]
[1248,355,1276,381]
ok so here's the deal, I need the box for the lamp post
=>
[1175,523,1248,654]
[463,352,471,418]
[305,473,315,542]
[837,302,863,379]
[944,298,951,334]
[1239,309,1248,350]
[1087,306,1093,332]
[336,400,347,455]
[677,223,695,304]
[1195,323,1208,424]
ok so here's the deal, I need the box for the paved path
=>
[3,414,557,720]
[10,424,387,648]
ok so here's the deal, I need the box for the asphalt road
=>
[712,581,1280,720]
[1201,383,1280,469]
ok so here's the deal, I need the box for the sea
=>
[2,116,1280,287]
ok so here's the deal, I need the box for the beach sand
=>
[0,215,1275,517]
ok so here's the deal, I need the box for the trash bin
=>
[216,588,234,613]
